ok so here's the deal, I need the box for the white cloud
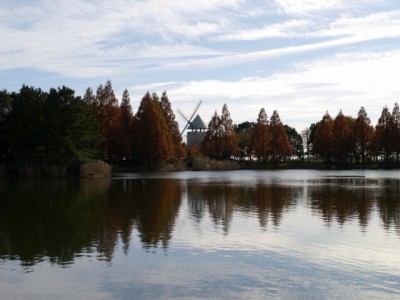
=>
[141,49,400,131]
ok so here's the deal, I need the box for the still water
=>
[1,170,400,299]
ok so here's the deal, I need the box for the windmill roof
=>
[188,115,207,130]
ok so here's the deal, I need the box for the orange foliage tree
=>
[160,91,185,161]
[250,108,269,162]
[332,110,353,162]
[268,110,292,163]
[134,92,173,165]
[201,110,223,160]
[312,111,334,162]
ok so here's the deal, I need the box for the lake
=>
[1,170,400,299]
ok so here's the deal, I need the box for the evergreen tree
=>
[120,89,135,159]
[7,85,47,160]
[285,125,304,160]
[0,90,11,160]
[374,106,394,162]
[235,121,255,161]
[391,103,400,161]
[160,91,184,161]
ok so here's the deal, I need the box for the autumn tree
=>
[201,110,223,160]
[86,80,122,161]
[332,110,353,162]
[268,110,292,163]
[220,104,238,159]
[160,91,184,161]
[134,92,173,165]
[250,108,269,162]
[312,111,334,162]
[353,107,374,164]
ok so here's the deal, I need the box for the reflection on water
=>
[0,178,181,266]
[1,170,400,298]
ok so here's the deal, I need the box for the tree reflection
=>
[375,180,400,234]
[0,178,182,267]
[186,182,297,231]
[1,176,400,268]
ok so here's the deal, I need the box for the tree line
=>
[0,81,185,173]
[1,80,399,175]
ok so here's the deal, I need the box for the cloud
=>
[137,49,400,131]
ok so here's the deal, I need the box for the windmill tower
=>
[178,101,208,148]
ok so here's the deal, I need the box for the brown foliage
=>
[134,92,174,165]
[312,111,334,162]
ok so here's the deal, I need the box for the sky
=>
[1,0,400,134]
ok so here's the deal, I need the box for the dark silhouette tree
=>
[373,106,393,162]
[332,110,353,162]
[391,103,400,161]
[353,107,374,164]
[7,85,47,160]
[0,90,11,160]
[119,89,135,159]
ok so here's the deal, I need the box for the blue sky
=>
[1,0,400,133]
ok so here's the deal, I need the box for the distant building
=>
[187,114,207,148]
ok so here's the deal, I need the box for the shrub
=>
[191,157,238,171]
[80,160,112,178]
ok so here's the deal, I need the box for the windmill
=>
[177,100,202,136]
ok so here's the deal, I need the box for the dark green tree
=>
[119,89,135,159]
[235,121,255,161]
[285,125,304,160]
[7,85,47,160]
[0,90,11,160]
[353,107,374,164]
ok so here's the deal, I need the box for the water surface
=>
[1,170,400,299]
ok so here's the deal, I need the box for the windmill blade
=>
[188,100,202,123]
[177,108,190,122]
[181,122,191,136]
[178,100,202,136]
